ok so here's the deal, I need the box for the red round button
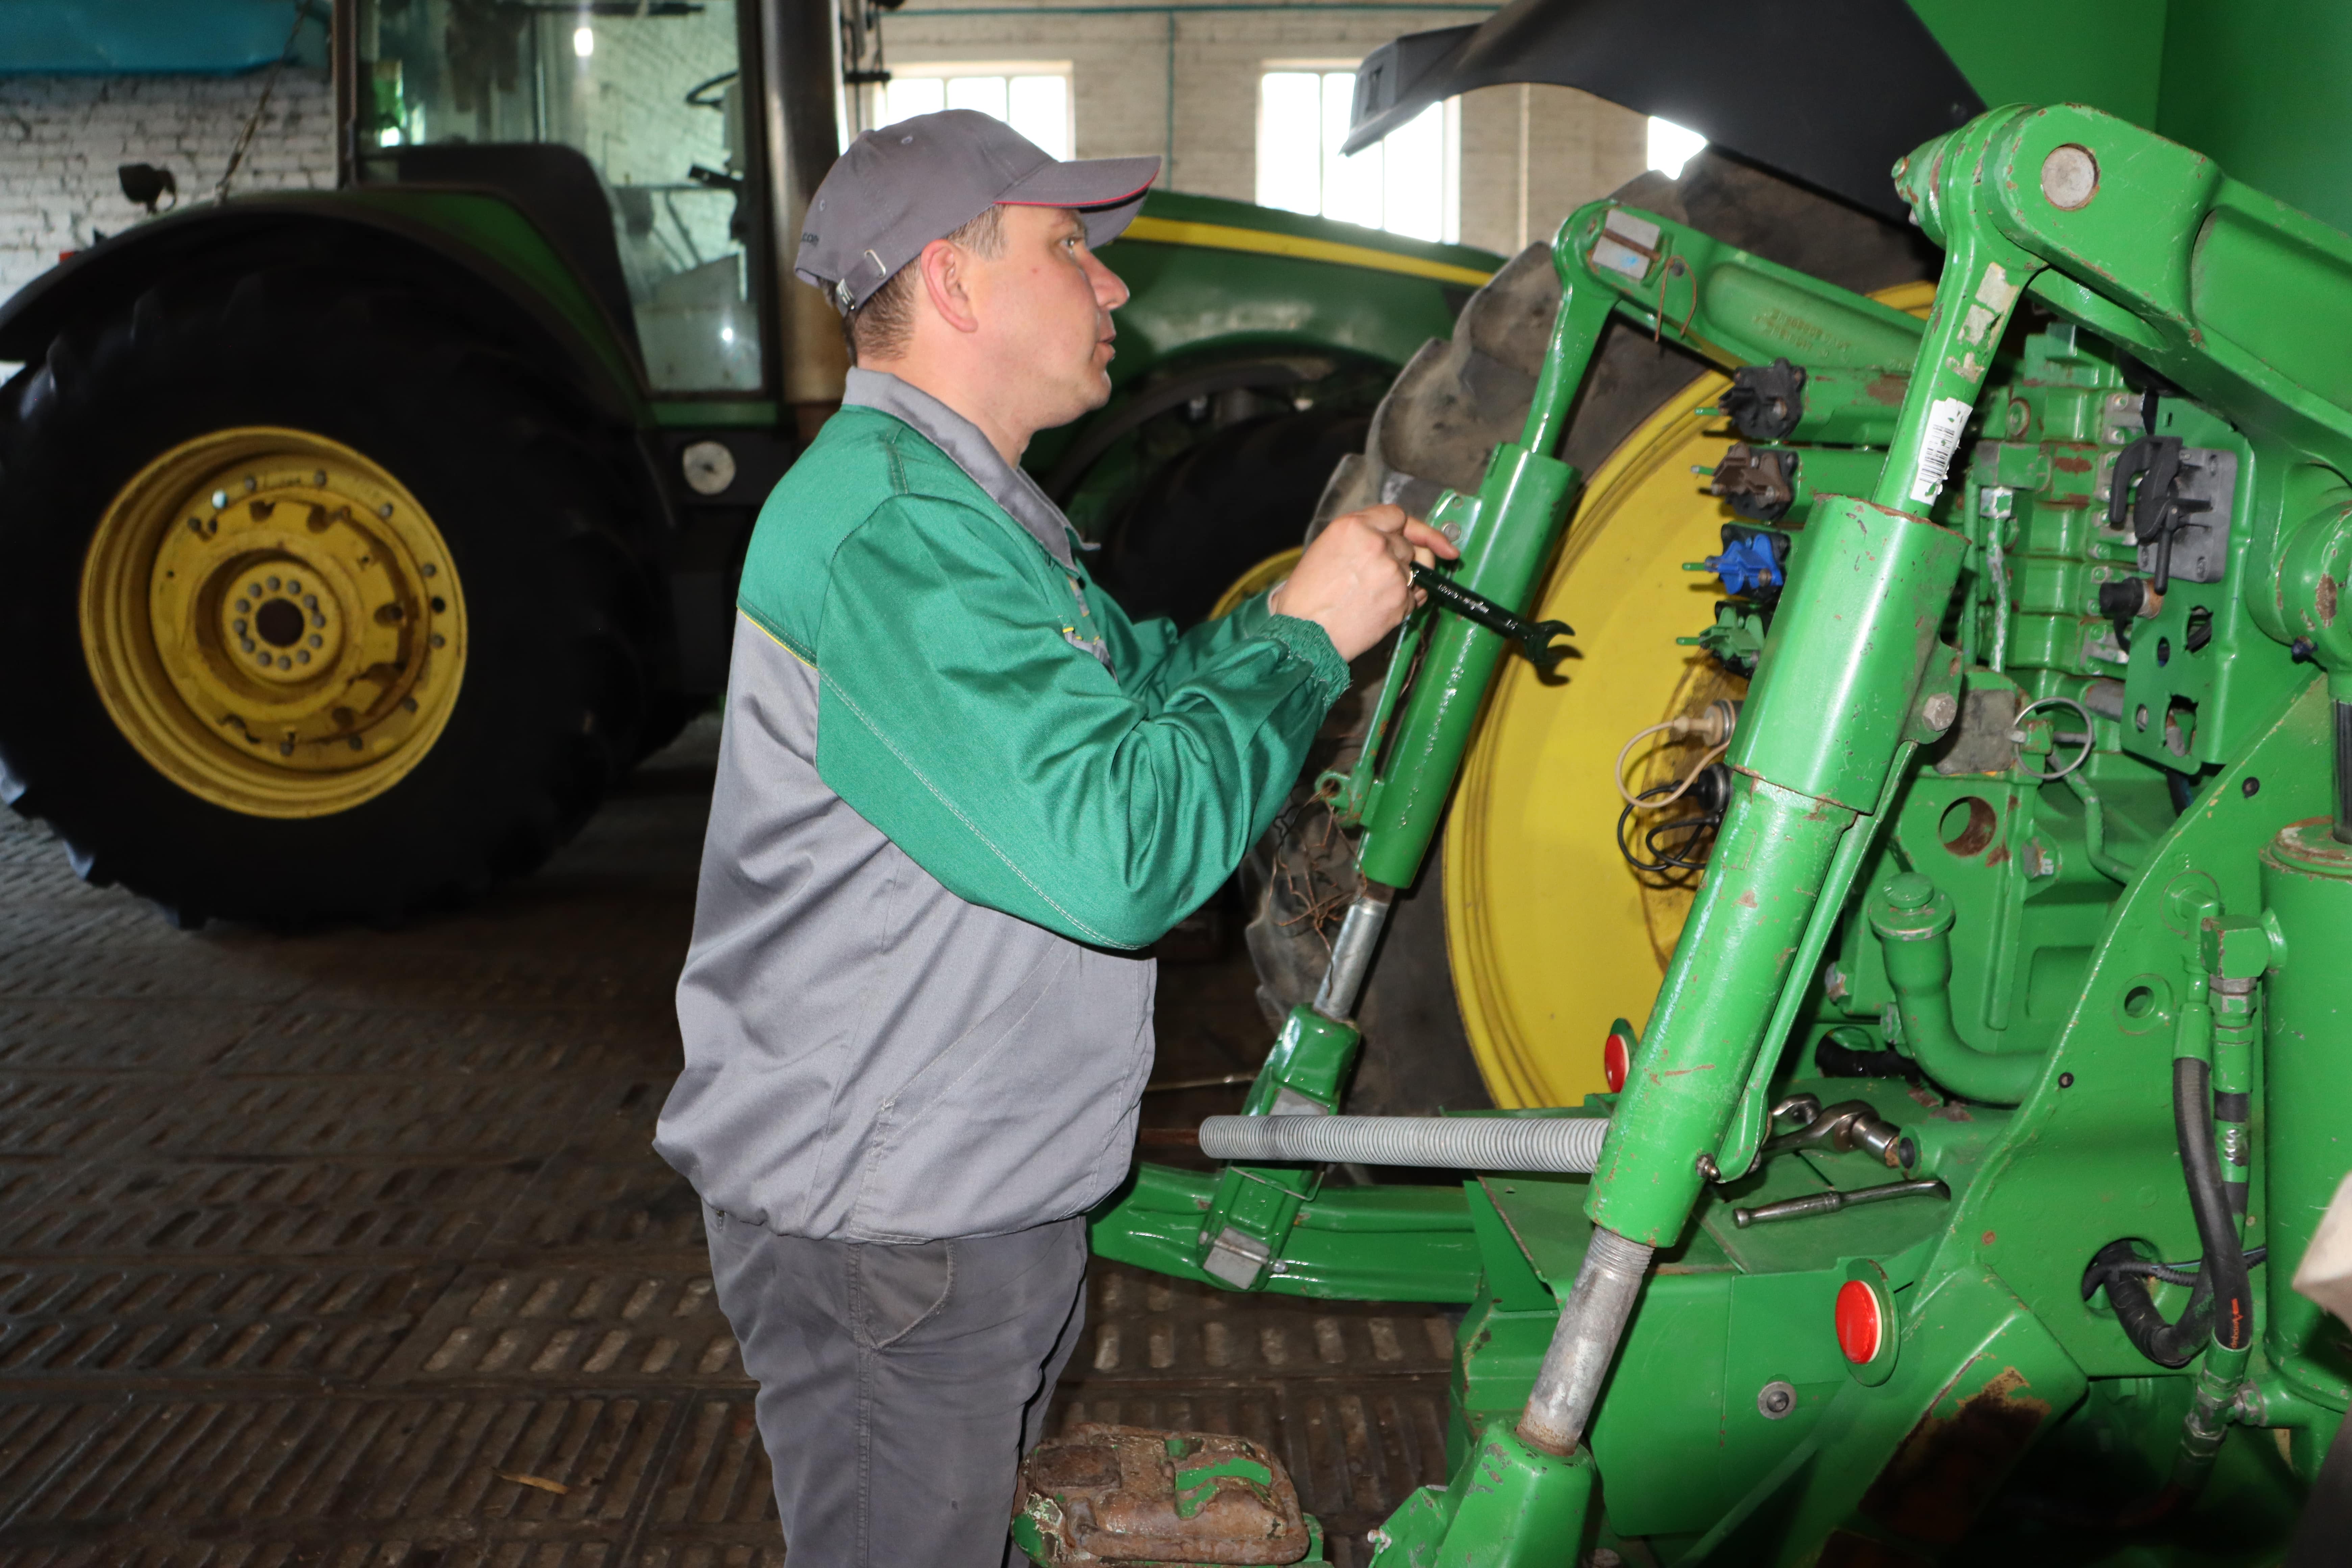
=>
[1603,1031,1631,1095]
[1835,1278,1882,1364]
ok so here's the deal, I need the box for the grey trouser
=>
[703,1206,1089,1567]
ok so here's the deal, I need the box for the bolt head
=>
[1757,1380,1797,1420]
[1884,872,1935,911]
[1920,691,1959,732]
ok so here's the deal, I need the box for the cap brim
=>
[998,155,1160,247]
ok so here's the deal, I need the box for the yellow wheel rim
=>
[1208,546,1305,620]
[1446,282,1935,1108]
[80,426,467,818]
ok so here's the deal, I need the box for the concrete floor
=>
[0,718,1447,1566]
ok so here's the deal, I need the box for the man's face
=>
[966,204,1131,433]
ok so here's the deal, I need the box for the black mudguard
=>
[1346,0,1983,221]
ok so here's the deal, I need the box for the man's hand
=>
[1266,504,1460,662]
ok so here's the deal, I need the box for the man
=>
[655,109,1453,1566]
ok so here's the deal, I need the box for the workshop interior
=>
[1,0,2351,1562]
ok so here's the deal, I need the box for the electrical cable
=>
[2090,1247,2268,1291]
[2081,1056,2257,1368]
[1616,780,1722,879]
[1614,729,1729,809]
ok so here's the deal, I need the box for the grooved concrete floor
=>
[0,719,1447,1566]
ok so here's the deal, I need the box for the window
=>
[1647,117,1707,179]
[1257,69,1459,244]
[876,65,1073,160]
[357,0,761,393]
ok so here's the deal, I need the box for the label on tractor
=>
[1909,396,1973,506]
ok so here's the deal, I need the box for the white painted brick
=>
[0,69,334,308]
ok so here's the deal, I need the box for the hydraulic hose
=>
[1198,1113,1610,1173]
[2089,1056,2255,1369]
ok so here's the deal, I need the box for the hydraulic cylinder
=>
[2259,818,2352,1404]
[1587,495,1967,1246]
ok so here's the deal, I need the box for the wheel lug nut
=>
[303,595,317,609]
[307,634,322,648]
[266,576,281,591]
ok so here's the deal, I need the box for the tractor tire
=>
[0,271,656,926]
[1092,406,1373,627]
[1252,150,1939,1115]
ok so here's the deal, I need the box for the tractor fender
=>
[0,192,646,427]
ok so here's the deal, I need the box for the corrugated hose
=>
[1197,1113,1610,1172]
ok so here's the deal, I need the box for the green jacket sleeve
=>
[1100,588,1298,718]
[813,495,1347,950]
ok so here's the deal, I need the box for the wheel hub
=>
[82,428,466,817]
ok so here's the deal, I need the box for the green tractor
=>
[0,0,1495,926]
[1065,0,2352,1562]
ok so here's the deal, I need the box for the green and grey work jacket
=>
[655,368,1349,1242]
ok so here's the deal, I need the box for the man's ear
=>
[916,237,983,336]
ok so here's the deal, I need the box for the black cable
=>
[1642,812,1719,870]
[2083,1057,2257,1367]
[1614,784,1720,882]
[2088,1246,2267,1291]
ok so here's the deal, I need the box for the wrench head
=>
[1521,620,1575,676]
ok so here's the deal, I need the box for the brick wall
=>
[0,70,336,315]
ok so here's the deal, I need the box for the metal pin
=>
[1732,1177,1949,1228]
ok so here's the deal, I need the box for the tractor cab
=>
[354,0,768,393]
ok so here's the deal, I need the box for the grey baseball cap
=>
[795,109,1160,314]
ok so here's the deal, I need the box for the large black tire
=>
[1253,150,1940,1114]
[0,271,657,925]
[1091,406,1373,627]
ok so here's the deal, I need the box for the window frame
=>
[1256,61,1460,245]
[868,60,1077,161]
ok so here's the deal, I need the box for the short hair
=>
[843,203,1008,365]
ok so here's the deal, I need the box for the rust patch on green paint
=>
[1860,1365,2051,1543]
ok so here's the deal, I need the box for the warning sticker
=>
[1909,396,1973,507]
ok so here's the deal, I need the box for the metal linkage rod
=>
[1198,1113,1609,1173]
[1516,1227,1654,1455]
[1311,886,1393,1020]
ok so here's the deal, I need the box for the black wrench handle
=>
[1410,564,1574,675]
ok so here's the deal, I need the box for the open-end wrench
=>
[1411,563,1575,675]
